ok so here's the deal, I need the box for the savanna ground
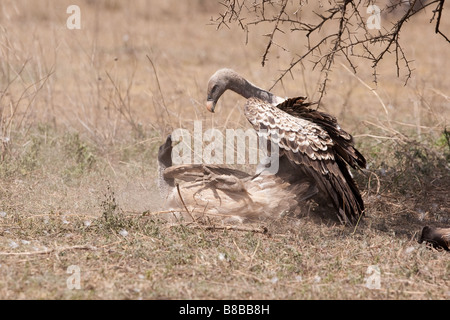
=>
[0,0,449,300]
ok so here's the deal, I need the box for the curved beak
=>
[206,100,216,113]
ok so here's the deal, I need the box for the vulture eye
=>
[210,85,218,97]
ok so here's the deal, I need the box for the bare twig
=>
[215,0,448,103]
[0,245,97,256]
[261,0,288,67]
[146,55,172,127]
[176,183,197,222]
[339,62,389,117]
[105,70,140,134]
[201,224,268,234]
[433,0,450,42]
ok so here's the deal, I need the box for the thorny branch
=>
[215,0,448,105]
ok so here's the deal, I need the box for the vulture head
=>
[158,134,173,169]
[206,68,282,113]
[206,68,239,113]
[157,135,175,199]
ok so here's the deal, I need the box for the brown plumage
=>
[158,135,317,222]
[419,226,450,251]
[206,69,366,225]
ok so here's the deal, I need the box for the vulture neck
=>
[227,74,284,106]
[158,163,174,199]
[157,143,175,199]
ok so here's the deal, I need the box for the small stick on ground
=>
[0,245,97,256]
[202,225,268,234]
[176,183,197,222]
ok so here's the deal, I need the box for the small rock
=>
[119,229,128,237]
[405,246,415,254]
[9,241,19,249]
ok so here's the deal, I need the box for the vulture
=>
[206,68,366,225]
[419,226,450,251]
[158,135,317,222]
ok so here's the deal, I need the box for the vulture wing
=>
[244,97,366,225]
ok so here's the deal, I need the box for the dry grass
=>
[0,0,449,300]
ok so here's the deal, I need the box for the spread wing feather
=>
[244,97,365,225]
